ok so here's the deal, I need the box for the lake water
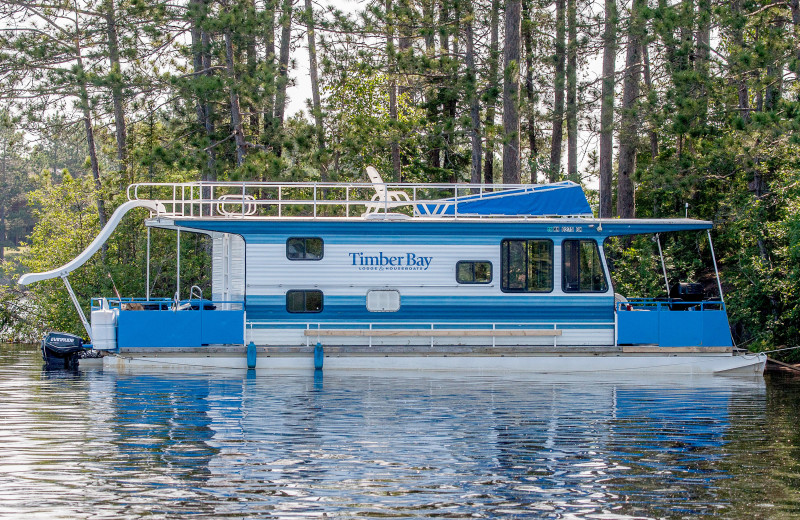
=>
[1,344,799,519]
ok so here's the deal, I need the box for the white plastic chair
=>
[363,166,412,215]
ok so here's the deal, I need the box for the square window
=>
[501,239,553,292]
[456,261,493,284]
[286,290,324,313]
[287,238,323,260]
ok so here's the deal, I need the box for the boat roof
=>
[151,216,713,238]
[126,180,714,237]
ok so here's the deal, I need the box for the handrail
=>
[91,297,245,311]
[245,319,615,348]
[617,299,726,312]
[125,180,590,220]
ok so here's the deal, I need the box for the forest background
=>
[0,0,797,356]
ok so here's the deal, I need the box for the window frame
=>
[366,289,402,312]
[286,237,324,261]
[500,238,554,293]
[561,239,609,293]
[455,260,493,284]
[286,289,324,313]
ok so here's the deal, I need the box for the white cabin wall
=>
[246,243,504,298]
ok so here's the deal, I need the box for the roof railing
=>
[127,180,590,220]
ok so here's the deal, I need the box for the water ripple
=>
[0,344,799,519]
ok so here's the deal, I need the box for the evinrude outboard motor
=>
[41,332,85,369]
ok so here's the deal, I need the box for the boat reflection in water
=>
[38,366,770,519]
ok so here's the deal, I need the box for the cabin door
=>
[212,233,245,309]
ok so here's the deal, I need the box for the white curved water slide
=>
[18,199,165,342]
[18,200,165,285]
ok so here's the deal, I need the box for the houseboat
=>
[19,172,766,374]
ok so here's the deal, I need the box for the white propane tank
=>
[91,298,118,350]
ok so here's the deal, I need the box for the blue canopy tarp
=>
[415,181,592,217]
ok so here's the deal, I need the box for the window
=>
[286,237,323,260]
[562,240,608,292]
[456,261,493,284]
[286,290,323,313]
[366,290,401,312]
[501,239,553,292]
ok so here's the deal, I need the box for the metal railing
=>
[91,297,245,312]
[126,181,585,220]
[617,299,726,312]
[246,320,616,349]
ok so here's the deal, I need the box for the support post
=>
[655,233,670,297]
[146,227,151,301]
[707,229,725,303]
[176,229,181,300]
[61,275,93,342]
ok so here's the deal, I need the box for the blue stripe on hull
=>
[245,303,614,323]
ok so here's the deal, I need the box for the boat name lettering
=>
[547,226,583,233]
[348,252,432,271]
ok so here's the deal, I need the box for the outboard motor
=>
[41,332,85,369]
[669,282,705,310]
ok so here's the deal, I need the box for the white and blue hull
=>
[104,349,766,375]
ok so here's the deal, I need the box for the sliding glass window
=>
[501,239,553,292]
[562,240,608,292]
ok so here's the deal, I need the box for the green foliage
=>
[0,0,797,358]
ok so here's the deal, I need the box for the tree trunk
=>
[566,0,577,182]
[397,0,413,97]
[74,16,106,230]
[191,0,216,182]
[599,0,616,218]
[422,0,439,169]
[616,0,645,219]
[0,139,6,261]
[764,20,785,112]
[201,5,216,180]
[305,0,327,181]
[439,0,455,175]
[503,0,521,184]
[483,0,500,186]
[730,0,749,123]
[104,0,127,178]
[549,0,566,181]
[386,0,402,182]
[695,0,710,126]
[792,0,800,79]
[522,0,537,183]
[273,0,293,155]
[224,23,247,167]
[642,40,658,159]
[465,0,481,184]
[246,0,259,137]
[263,0,276,149]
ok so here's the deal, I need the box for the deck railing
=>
[617,298,726,312]
[247,320,616,349]
[126,181,583,220]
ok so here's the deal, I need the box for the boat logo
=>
[348,252,432,271]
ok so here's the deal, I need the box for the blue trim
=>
[174,220,712,241]
[244,298,614,323]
